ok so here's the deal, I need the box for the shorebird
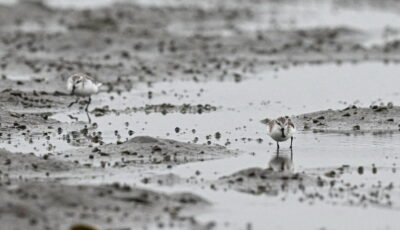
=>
[261,116,296,149]
[67,73,102,112]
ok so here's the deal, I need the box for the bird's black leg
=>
[68,97,79,108]
[86,111,92,124]
[276,142,280,150]
[67,114,78,121]
[85,96,91,112]
[290,148,293,160]
[71,85,76,96]
[290,136,293,149]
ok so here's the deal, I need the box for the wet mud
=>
[294,104,400,133]
[1,0,400,229]
[0,181,211,230]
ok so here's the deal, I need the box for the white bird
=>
[67,73,102,112]
[261,116,296,149]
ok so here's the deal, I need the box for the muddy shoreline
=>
[1,0,400,229]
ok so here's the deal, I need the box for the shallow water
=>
[13,62,390,230]
[55,61,400,144]
[5,62,400,154]
[4,63,400,172]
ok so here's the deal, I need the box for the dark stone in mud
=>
[97,136,236,165]
[0,181,210,230]
[70,225,100,230]
[293,105,400,133]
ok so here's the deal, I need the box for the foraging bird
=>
[261,116,296,149]
[67,73,102,112]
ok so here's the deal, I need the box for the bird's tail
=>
[260,118,270,125]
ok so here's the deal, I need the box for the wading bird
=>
[67,73,102,112]
[261,116,296,149]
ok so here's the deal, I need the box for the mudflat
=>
[1,0,400,230]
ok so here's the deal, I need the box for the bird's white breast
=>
[268,125,295,142]
[269,129,290,142]
[67,79,100,96]
[75,80,99,96]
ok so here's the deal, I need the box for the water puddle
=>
[2,61,400,229]
[46,62,400,184]
[4,62,400,154]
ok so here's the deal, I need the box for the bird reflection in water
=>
[268,149,294,172]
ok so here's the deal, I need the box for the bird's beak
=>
[281,128,285,138]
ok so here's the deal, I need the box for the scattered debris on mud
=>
[92,104,218,116]
[293,104,400,133]
[95,136,236,166]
